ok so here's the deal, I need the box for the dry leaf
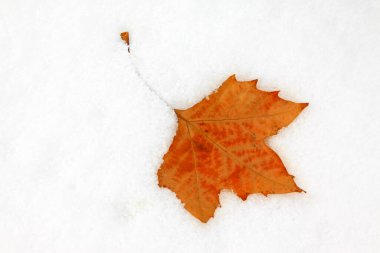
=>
[119,32,308,223]
[158,76,308,222]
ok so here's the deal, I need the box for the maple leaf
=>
[158,76,308,223]
[120,31,308,223]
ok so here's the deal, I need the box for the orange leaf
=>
[158,75,308,222]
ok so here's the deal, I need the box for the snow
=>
[0,0,380,252]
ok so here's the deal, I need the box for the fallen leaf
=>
[158,76,308,222]
[119,32,308,223]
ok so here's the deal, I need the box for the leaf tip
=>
[200,217,212,223]
[300,102,309,109]
[238,193,249,201]
[233,75,259,89]
[296,185,305,193]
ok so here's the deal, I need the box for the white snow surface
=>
[1,0,380,252]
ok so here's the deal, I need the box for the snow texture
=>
[1,0,380,252]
